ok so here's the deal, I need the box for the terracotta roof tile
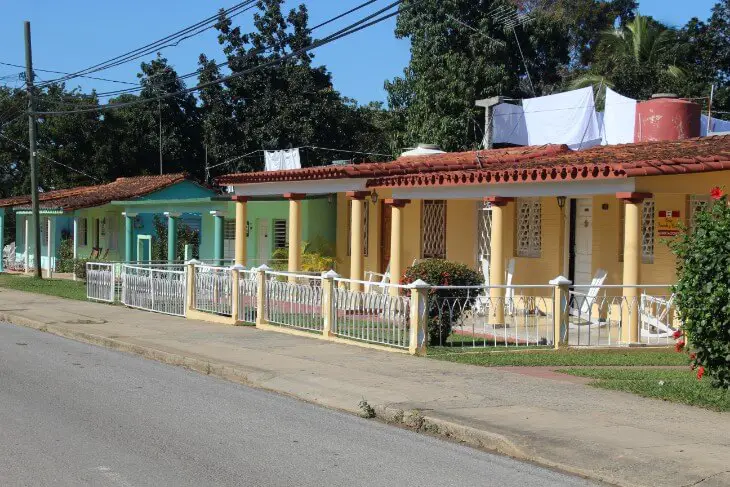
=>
[214,145,572,185]
[3,173,188,211]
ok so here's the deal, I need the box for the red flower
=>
[672,330,682,339]
[697,366,705,380]
[690,352,697,360]
[711,186,724,200]
[675,340,685,352]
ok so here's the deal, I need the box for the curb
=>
[1,313,627,486]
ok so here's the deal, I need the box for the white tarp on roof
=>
[264,148,301,171]
[492,86,602,149]
[601,87,637,145]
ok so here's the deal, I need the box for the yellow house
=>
[218,135,730,343]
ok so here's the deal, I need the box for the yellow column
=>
[385,198,410,297]
[617,192,651,344]
[284,193,304,282]
[232,196,248,267]
[346,191,368,292]
[487,197,512,325]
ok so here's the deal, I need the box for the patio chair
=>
[568,269,608,328]
[640,293,677,338]
[101,248,110,259]
[364,264,390,294]
[90,247,100,259]
[473,257,515,316]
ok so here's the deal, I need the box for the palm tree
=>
[570,14,684,98]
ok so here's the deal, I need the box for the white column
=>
[72,216,79,260]
[24,216,29,273]
[46,217,53,278]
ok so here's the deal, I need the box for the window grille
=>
[79,218,88,246]
[689,195,711,233]
[477,201,492,264]
[516,198,541,258]
[642,198,655,264]
[421,200,446,259]
[223,219,236,260]
[346,200,369,257]
[273,219,288,250]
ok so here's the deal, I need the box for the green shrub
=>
[56,232,75,273]
[401,259,483,346]
[268,237,337,273]
[151,215,200,261]
[671,187,730,389]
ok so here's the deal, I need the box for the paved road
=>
[0,323,596,487]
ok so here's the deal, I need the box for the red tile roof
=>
[214,145,572,185]
[367,135,730,188]
[215,136,730,190]
[1,173,189,211]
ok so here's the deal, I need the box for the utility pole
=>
[158,99,163,174]
[24,21,41,278]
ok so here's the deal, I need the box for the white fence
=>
[566,284,677,346]
[194,265,232,316]
[332,279,411,348]
[120,264,187,316]
[430,285,556,348]
[238,270,258,324]
[264,271,324,332]
[86,262,116,302]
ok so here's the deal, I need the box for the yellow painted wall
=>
[445,200,477,266]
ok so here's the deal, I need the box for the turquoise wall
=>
[139,180,215,201]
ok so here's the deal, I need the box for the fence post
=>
[550,276,572,348]
[321,270,339,337]
[408,279,430,356]
[230,263,244,323]
[185,259,200,313]
[255,264,270,327]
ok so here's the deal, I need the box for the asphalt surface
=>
[0,322,597,487]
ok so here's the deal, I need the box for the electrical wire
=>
[0,61,138,86]
[32,0,409,116]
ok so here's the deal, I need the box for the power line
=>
[32,0,409,116]
[0,61,138,86]
[35,1,258,88]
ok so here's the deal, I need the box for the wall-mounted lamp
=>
[556,196,567,210]
[370,190,379,205]
[246,221,252,237]
[327,193,335,204]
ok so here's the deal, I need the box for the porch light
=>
[370,190,379,204]
[556,196,567,209]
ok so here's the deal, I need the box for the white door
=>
[573,199,593,286]
[257,220,270,264]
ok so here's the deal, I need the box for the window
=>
[346,200,369,257]
[516,198,541,258]
[273,219,288,250]
[642,198,655,264]
[223,219,236,260]
[477,201,492,263]
[421,200,446,259]
[689,194,711,233]
[78,218,88,246]
[618,198,655,264]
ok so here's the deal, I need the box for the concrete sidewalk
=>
[1,288,728,487]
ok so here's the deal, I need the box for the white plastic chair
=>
[640,293,677,338]
[474,257,515,316]
[568,269,608,328]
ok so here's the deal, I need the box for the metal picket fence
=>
[264,271,323,331]
[238,269,258,324]
[194,265,232,316]
[120,264,187,316]
[86,262,115,302]
[332,279,411,348]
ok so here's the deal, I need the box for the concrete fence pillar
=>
[550,276,572,348]
[255,264,270,327]
[185,259,200,313]
[617,192,651,344]
[321,270,339,337]
[230,263,244,323]
[408,279,430,356]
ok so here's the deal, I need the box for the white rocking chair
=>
[640,293,677,338]
[474,257,515,316]
[568,269,608,328]
[364,263,390,294]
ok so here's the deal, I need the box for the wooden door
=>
[380,203,391,274]
[573,198,593,286]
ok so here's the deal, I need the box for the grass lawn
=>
[428,346,689,367]
[560,368,730,412]
[0,274,88,301]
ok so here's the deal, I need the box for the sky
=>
[0,0,720,105]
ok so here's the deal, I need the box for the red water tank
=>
[634,94,701,143]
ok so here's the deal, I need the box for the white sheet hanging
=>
[492,87,601,149]
[602,87,637,145]
[264,148,302,171]
[701,115,730,135]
